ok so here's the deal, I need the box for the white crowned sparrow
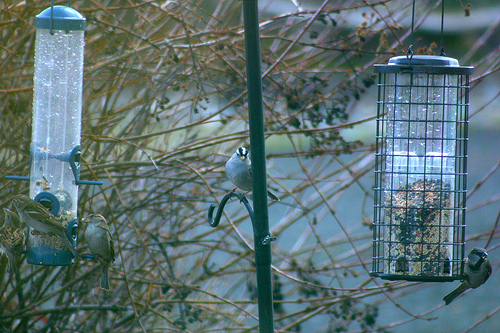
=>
[225,147,279,201]
[0,208,25,277]
[443,247,492,305]
[83,214,115,291]
[12,194,80,260]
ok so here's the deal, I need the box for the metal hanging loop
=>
[208,192,276,246]
[406,0,416,61]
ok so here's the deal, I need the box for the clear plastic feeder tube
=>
[28,6,86,265]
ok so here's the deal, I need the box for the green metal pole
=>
[242,1,274,332]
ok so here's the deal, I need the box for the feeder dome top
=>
[374,55,473,75]
[36,5,86,31]
[388,55,459,67]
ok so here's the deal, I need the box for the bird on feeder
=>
[443,247,492,305]
[83,214,115,291]
[12,195,80,260]
[0,208,26,278]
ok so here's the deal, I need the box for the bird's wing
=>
[110,241,116,262]
[99,225,116,262]
[24,207,54,223]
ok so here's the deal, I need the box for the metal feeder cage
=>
[371,55,473,282]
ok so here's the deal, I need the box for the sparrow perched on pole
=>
[443,247,492,305]
[225,147,279,201]
[0,208,25,277]
[83,214,115,291]
[11,194,80,260]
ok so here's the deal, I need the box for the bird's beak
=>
[239,156,245,160]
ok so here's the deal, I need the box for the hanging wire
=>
[439,0,446,56]
[406,0,416,61]
[49,0,54,35]
[49,0,72,35]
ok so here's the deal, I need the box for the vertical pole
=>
[242,1,274,332]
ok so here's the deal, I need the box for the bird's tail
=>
[267,190,280,201]
[6,253,21,281]
[100,267,110,291]
[443,282,468,305]
[62,236,81,260]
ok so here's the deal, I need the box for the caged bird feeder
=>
[370,55,472,281]
[7,4,101,266]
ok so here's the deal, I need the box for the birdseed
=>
[383,179,453,277]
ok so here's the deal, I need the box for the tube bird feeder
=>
[27,5,86,266]
[371,55,472,281]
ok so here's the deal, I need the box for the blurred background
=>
[0,0,499,332]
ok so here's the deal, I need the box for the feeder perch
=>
[371,55,472,281]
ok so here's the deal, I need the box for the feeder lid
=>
[374,55,473,75]
[36,5,86,31]
[388,55,459,67]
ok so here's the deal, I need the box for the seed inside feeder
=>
[384,179,453,277]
